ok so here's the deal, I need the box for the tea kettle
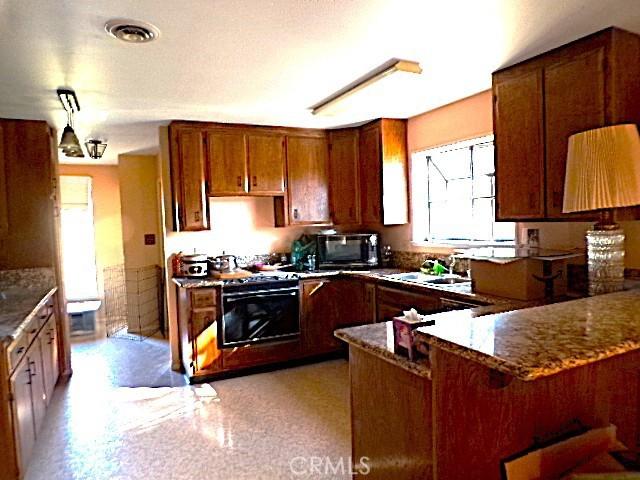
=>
[209,254,238,273]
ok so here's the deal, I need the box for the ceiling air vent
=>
[105,19,159,43]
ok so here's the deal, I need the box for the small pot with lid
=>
[209,254,238,274]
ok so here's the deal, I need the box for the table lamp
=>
[563,124,640,295]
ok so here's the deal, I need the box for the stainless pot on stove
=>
[209,254,238,273]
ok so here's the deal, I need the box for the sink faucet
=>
[447,254,457,275]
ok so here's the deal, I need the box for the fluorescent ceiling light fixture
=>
[310,59,422,116]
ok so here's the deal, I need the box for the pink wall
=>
[407,90,493,153]
[383,90,494,253]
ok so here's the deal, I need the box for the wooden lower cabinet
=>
[301,278,372,356]
[177,287,223,379]
[350,346,432,479]
[9,355,36,476]
[223,340,301,370]
[177,278,376,381]
[2,292,60,480]
[376,286,441,322]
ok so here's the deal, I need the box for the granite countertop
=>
[334,301,524,379]
[172,268,512,307]
[0,287,58,341]
[416,289,640,381]
[335,322,432,378]
[172,277,224,288]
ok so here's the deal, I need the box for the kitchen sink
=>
[424,277,470,285]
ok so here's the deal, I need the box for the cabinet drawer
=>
[223,339,301,369]
[190,289,217,309]
[7,334,28,374]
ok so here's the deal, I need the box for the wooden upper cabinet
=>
[247,134,286,195]
[328,129,360,225]
[359,124,382,224]
[286,135,330,225]
[493,70,545,220]
[169,126,209,231]
[544,48,605,219]
[493,27,640,221]
[380,119,409,225]
[206,131,248,195]
[359,119,409,225]
[0,123,7,238]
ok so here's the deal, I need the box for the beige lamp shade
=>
[563,124,640,213]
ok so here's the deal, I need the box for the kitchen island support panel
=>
[430,346,640,479]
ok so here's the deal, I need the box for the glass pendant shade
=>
[63,144,85,158]
[58,125,81,150]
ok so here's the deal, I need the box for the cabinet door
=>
[247,134,286,194]
[286,136,330,224]
[301,279,368,355]
[359,124,382,224]
[493,70,546,220]
[544,48,606,219]
[0,123,8,237]
[170,127,209,231]
[10,355,36,471]
[380,119,409,225]
[190,309,223,374]
[329,129,360,225]
[27,346,47,435]
[207,131,248,195]
[40,316,59,404]
[301,280,343,355]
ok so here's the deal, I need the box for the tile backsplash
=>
[390,251,470,275]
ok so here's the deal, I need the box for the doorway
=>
[59,175,101,334]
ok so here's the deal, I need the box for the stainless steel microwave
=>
[316,233,379,270]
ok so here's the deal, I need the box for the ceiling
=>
[0,0,639,165]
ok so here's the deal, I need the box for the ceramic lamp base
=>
[587,228,625,296]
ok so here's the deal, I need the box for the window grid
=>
[424,138,513,244]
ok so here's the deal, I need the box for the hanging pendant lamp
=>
[85,139,107,159]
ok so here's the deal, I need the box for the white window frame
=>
[411,135,516,249]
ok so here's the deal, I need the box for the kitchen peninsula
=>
[337,289,640,479]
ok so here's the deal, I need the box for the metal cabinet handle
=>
[293,208,299,220]
[16,346,25,355]
[309,282,325,297]
[194,211,200,222]
[252,176,257,187]
[28,360,37,376]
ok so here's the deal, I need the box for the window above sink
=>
[411,135,516,248]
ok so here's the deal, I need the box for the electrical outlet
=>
[525,228,540,248]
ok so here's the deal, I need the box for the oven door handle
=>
[223,286,299,298]
[224,292,298,303]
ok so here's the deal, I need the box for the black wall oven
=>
[219,279,300,348]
